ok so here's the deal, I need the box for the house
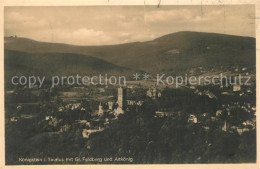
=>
[58,106,65,112]
[190,86,196,90]
[59,125,70,132]
[233,85,241,92]
[205,91,216,99]
[216,110,223,117]
[243,118,256,129]
[188,114,197,124]
[202,113,208,117]
[210,117,217,122]
[82,128,104,138]
[236,128,250,135]
[98,88,105,93]
[194,89,203,95]
[221,91,233,95]
[71,103,81,110]
[45,116,54,121]
[242,67,247,71]
[154,111,166,118]
[81,107,86,111]
[10,117,18,122]
[147,87,161,99]
[203,126,210,131]
[108,101,114,110]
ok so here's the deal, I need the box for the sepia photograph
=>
[1,0,259,167]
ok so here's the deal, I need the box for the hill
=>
[4,50,133,80]
[4,31,256,74]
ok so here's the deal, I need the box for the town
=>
[5,65,256,164]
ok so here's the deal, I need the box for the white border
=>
[0,0,259,169]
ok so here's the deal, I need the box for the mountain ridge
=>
[4,31,256,77]
[4,31,255,47]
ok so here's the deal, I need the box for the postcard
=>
[0,0,259,169]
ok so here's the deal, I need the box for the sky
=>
[5,5,255,46]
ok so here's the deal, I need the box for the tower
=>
[117,87,126,110]
[98,103,104,116]
[115,87,127,116]
[108,101,114,110]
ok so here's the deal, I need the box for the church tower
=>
[114,87,127,116]
[117,87,126,110]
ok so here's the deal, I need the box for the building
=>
[95,87,128,117]
[117,87,126,110]
[188,114,197,124]
[108,101,114,110]
[216,110,223,117]
[147,87,161,99]
[233,85,241,92]
[205,91,216,99]
[236,127,250,135]
[154,111,172,118]
[10,117,18,122]
[82,128,104,139]
[98,103,104,116]
[45,115,54,121]
[190,86,196,90]
[243,117,256,129]
[114,87,127,116]
[242,67,247,71]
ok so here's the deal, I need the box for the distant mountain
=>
[5,31,256,75]
[4,50,133,80]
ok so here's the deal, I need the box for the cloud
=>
[4,6,255,45]
[145,8,224,24]
[145,9,193,23]
[5,11,35,23]
[70,28,112,45]
[119,32,130,38]
[5,11,49,32]
[49,29,112,46]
